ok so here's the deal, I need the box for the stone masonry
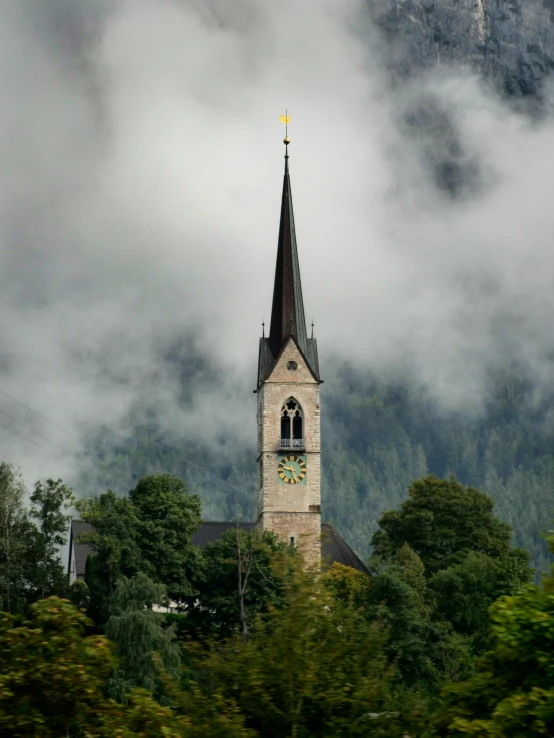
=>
[257,338,321,568]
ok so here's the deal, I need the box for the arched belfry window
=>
[280,398,304,449]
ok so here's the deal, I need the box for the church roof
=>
[68,520,368,578]
[321,524,369,574]
[192,521,256,546]
[262,146,319,383]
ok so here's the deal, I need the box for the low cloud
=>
[0,0,553,489]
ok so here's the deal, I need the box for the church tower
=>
[256,132,322,568]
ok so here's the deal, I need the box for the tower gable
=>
[266,337,318,385]
[258,335,320,387]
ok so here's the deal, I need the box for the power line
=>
[0,416,56,456]
[0,385,257,506]
[0,388,78,439]
[0,451,41,481]
[0,408,73,454]
[148,437,257,503]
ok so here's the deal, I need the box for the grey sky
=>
[0,0,553,489]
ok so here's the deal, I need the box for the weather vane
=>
[279,111,290,146]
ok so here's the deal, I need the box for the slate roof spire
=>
[257,124,320,386]
[268,132,309,359]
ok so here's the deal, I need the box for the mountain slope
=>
[369,0,554,97]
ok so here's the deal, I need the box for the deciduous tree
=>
[371,475,526,576]
[78,475,203,624]
[28,478,74,601]
[188,527,293,638]
[0,464,31,614]
[433,536,554,736]
[0,596,252,738]
[371,475,531,653]
[196,562,409,738]
[128,474,203,602]
[0,597,175,737]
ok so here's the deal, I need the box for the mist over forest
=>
[1,0,554,568]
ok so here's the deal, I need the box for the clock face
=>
[278,455,307,485]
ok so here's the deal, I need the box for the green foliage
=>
[30,479,75,550]
[128,474,203,601]
[68,578,90,610]
[364,549,473,690]
[194,562,411,738]
[76,425,255,524]
[0,596,251,737]
[188,527,294,637]
[104,573,180,704]
[78,474,203,625]
[371,475,521,575]
[429,548,530,652]
[28,479,75,601]
[0,597,114,736]
[0,466,74,614]
[1,460,546,736]
[371,475,531,656]
[0,596,163,736]
[77,490,141,626]
[433,536,554,736]
[0,464,31,614]
[321,561,371,609]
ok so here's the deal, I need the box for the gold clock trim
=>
[277,455,307,485]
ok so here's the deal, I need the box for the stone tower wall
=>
[257,339,321,568]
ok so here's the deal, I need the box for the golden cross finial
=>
[280,110,290,145]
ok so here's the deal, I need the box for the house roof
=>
[69,520,368,578]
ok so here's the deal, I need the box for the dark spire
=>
[268,135,308,359]
[257,117,320,387]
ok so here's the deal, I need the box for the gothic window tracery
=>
[280,398,304,448]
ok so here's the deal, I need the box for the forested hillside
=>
[75,359,554,574]
[323,362,554,572]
